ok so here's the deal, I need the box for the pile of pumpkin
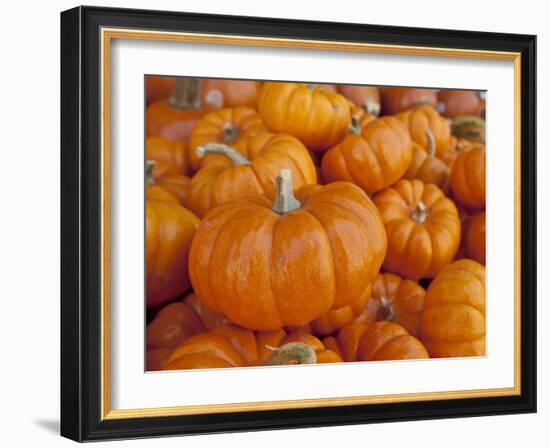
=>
[145,77,487,371]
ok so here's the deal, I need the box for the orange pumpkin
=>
[347,103,377,134]
[146,78,204,142]
[146,76,176,105]
[310,285,372,337]
[403,140,450,190]
[450,145,486,210]
[437,90,485,118]
[146,136,191,176]
[321,116,413,194]
[333,323,370,362]
[420,259,486,357]
[146,348,173,371]
[338,85,381,116]
[396,104,452,157]
[188,106,265,171]
[380,87,438,115]
[200,79,261,109]
[357,321,429,361]
[257,82,350,152]
[441,136,485,167]
[146,292,229,350]
[466,212,486,265]
[358,273,425,337]
[189,170,387,331]
[186,132,317,217]
[373,179,460,280]
[146,160,190,206]
[146,198,200,308]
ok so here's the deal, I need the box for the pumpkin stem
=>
[424,128,436,157]
[377,296,396,322]
[264,342,317,366]
[145,160,156,185]
[363,99,381,116]
[451,116,486,143]
[222,122,239,143]
[410,201,428,224]
[195,143,251,166]
[169,78,201,110]
[272,169,302,214]
[349,115,362,135]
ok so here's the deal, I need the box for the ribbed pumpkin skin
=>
[334,323,370,362]
[146,293,229,350]
[467,212,486,265]
[396,105,452,157]
[146,200,200,308]
[420,259,486,357]
[373,179,460,280]
[380,87,438,115]
[450,146,486,211]
[186,133,317,217]
[257,82,351,152]
[403,143,449,190]
[359,273,426,337]
[189,182,387,331]
[201,79,261,109]
[188,107,265,171]
[321,117,413,194]
[147,160,190,206]
[310,285,372,337]
[146,136,191,176]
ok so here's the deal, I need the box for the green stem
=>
[271,169,302,214]
[195,143,251,166]
[264,342,317,365]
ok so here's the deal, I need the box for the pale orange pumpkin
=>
[200,79,261,109]
[373,179,460,280]
[420,259,486,357]
[189,170,387,331]
[338,85,381,116]
[257,82,350,152]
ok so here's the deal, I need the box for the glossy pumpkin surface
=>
[450,145,486,211]
[146,136,191,176]
[373,179,460,280]
[403,142,449,190]
[467,212,486,265]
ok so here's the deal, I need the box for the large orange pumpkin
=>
[380,87,438,115]
[188,106,265,171]
[146,199,200,308]
[396,104,452,157]
[437,90,485,118]
[146,78,204,142]
[466,212,486,265]
[189,170,387,331]
[146,292,229,350]
[257,82,350,152]
[420,259,486,357]
[186,132,317,217]
[373,179,460,280]
[450,145,486,210]
[403,139,449,190]
[321,116,413,194]
[358,273,425,337]
[356,321,429,361]
[146,136,191,176]
[200,79,261,109]
[338,85,381,116]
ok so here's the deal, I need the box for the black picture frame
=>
[61,5,536,442]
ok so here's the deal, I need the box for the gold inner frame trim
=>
[100,27,522,421]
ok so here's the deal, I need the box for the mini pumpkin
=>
[396,104,452,157]
[437,90,485,119]
[356,321,429,361]
[380,87,438,115]
[188,106,265,171]
[146,292,229,350]
[321,116,413,194]
[403,137,450,190]
[373,179,461,280]
[450,145,486,210]
[146,136,192,176]
[257,82,350,152]
[186,132,317,217]
[146,160,190,206]
[420,259,486,357]
[146,78,204,142]
[146,198,200,308]
[338,85,381,116]
[200,79,261,109]
[358,273,426,337]
[441,136,485,167]
[333,323,370,362]
[466,212,486,265]
[189,170,387,331]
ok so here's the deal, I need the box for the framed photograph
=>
[60,5,536,442]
